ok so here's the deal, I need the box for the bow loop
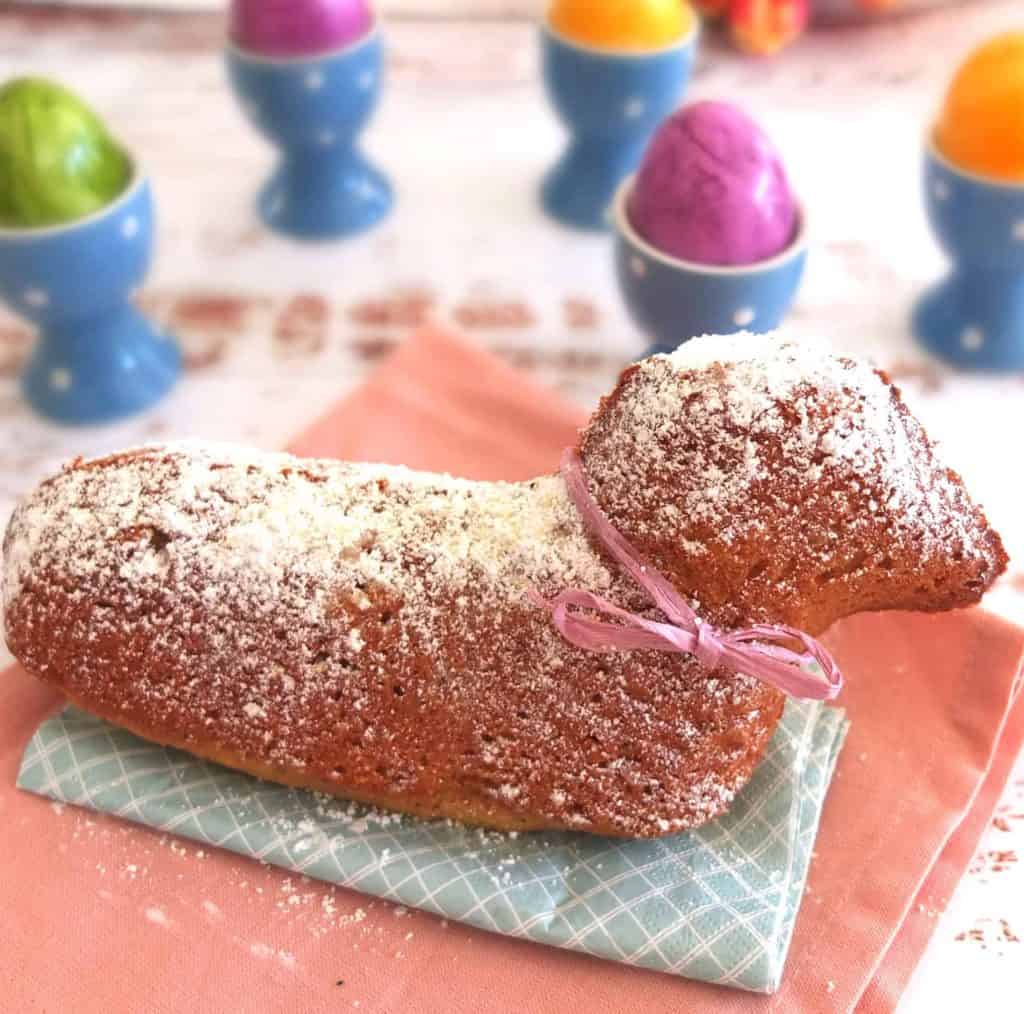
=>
[530,450,843,703]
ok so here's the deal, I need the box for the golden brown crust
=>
[2,337,1006,838]
[58,686,783,835]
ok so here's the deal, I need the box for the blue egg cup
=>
[913,139,1024,371]
[611,175,808,356]
[540,23,696,232]
[0,171,181,424]
[227,26,393,241]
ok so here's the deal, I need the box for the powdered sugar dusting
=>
[3,442,612,621]
[665,331,776,370]
[654,334,963,543]
[144,905,169,927]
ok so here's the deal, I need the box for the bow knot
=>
[530,449,843,702]
[694,621,724,672]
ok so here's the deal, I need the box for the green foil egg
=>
[0,77,131,228]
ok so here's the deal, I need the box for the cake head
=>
[580,334,1007,634]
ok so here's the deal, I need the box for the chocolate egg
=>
[628,100,797,266]
[230,0,373,58]
[0,77,131,229]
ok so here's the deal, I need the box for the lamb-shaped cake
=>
[2,335,1007,838]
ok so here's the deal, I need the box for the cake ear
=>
[579,339,1007,634]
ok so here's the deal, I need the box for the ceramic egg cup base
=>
[226,27,392,242]
[258,149,392,240]
[917,140,1024,372]
[0,172,181,424]
[23,306,181,425]
[539,24,696,234]
[914,272,1024,371]
[542,137,645,232]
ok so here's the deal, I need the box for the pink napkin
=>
[1,327,1021,1013]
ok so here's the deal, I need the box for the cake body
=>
[3,337,1006,837]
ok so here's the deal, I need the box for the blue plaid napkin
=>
[19,699,846,994]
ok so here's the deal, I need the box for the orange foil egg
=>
[547,0,695,50]
[936,32,1024,182]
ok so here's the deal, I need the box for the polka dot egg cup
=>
[226,24,392,240]
[611,174,808,355]
[540,19,697,232]
[0,168,181,424]
[913,136,1024,371]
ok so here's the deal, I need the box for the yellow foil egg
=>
[936,31,1024,181]
[547,0,695,51]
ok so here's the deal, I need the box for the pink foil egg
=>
[628,100,797,267]
[230,0,373,58]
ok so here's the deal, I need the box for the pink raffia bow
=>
[529,449,843,702]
